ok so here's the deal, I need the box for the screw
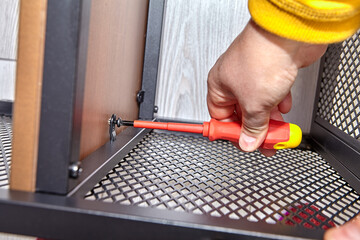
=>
[69,162,82,179]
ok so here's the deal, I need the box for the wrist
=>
[249,19,303,63]
[248,19,327,68]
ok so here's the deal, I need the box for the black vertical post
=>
[36,0,92,194]
[138,0,165,120]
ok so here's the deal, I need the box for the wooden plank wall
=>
[155,0,250,122]
[0,0,19,101]
[0,61,17,100]
[155,0,319,133]
[284,61,320,132]
[79,0,149,160]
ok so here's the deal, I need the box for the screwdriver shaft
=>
[133,121,204,134]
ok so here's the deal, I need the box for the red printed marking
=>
[322,225,330,230]
[303,222,314,229]
[299,211,308,219]
[277,203,332,230]
[285,220,295,226]
[316,214,326,222]
[328,221,336,227]
[290,207,297,212]
[311,205,319,211]
[305,208,314,215]
[292,216,302,223]
[310,218,320,226]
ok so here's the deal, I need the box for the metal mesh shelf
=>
[85,131,360,231]
[317,30,360,140]
[0,116,12,189]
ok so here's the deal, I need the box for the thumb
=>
[239,110,270,152]
[324,216,360,240]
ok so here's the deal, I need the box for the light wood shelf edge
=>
[10,0,48,192]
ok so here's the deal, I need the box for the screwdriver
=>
[112,116,302,150]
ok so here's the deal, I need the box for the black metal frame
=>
[36,0,164,195]
[67,127,151,198]
[138,0,165,120]
[310,52,360,194]
[36,0,92,194]
[0,101,12,116]
[0,188,321,240]
[0,0,359,239]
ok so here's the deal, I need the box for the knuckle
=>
[242,107,269,135]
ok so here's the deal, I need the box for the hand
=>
[207,19,327,156]
[324,215,360,239]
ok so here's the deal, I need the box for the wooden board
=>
[79,0,149,160]
[283,61,321,133]
[10,0,47,192]
[0,60,16,100]
[0,0,19,60]
[155,0,250,122]
[0,0,19,101]
[155,0,319,133]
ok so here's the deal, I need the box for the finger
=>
[223,112,240,122]
[324,215,360,240]
[235,104,243,121]
[259,148,276,157]
[239,109,270,152]
[207,94,236,120]
[278,91,292,114]
[270,106,284,121]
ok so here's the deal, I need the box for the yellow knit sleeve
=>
[248,0,360,43]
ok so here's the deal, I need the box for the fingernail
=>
[240,133,257,152]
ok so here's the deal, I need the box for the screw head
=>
[69,162,82,179]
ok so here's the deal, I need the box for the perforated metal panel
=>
[0,116,12,189]
[317,31,360,140]
[85,131,360,231]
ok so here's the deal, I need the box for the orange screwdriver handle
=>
[203,120,242,142]
[202,119,302,150]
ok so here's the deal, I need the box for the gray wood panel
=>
[155,0,319,133]
[283,61,321,133]
[0,60,16,100]
[0,0,19,60]
[155,0,250,122]
[0,0,19,102]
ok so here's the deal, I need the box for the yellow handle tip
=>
[273,123,302,150]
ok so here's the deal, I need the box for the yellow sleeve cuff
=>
[248,0,360,44]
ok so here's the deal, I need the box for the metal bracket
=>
[108,114,120,142]
[136,90,145,104]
